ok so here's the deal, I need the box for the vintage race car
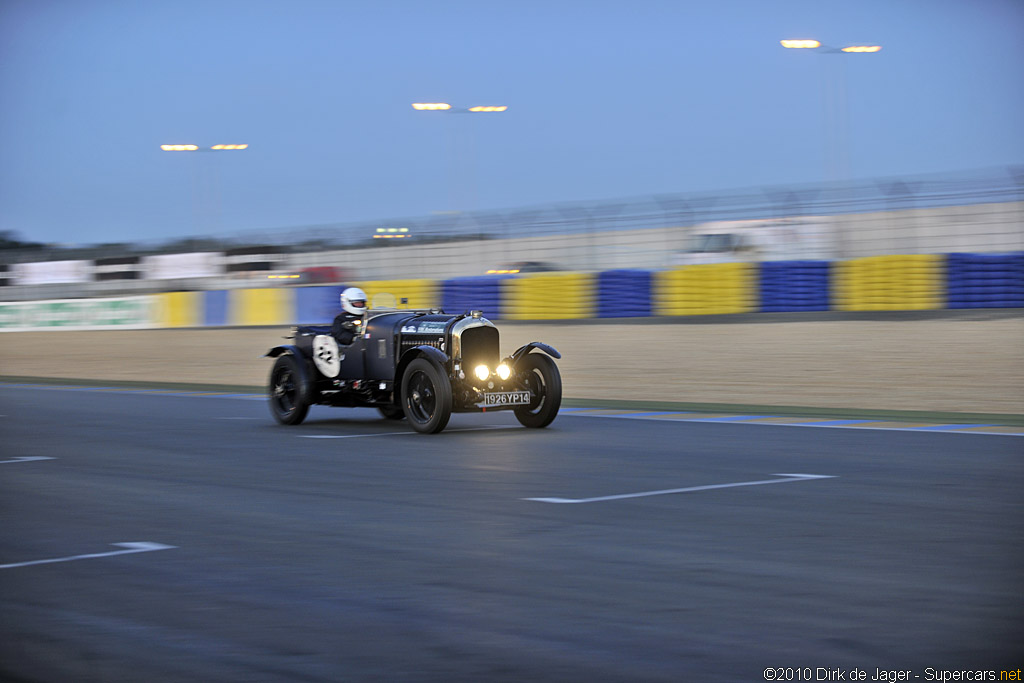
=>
[265,306,561,434]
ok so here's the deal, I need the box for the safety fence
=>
[0,252,1020,332]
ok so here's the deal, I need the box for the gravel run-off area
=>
[1,316,1021,415]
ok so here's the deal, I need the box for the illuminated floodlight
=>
[374,227,409,238]
[780,39,821,49]
[468,105,508,112]
[160,144,199,151]
[842,45,882,53]
[412,102,452,111]
[211,144,249,150]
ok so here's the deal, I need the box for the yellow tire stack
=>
[501,272,596,320]
[155,291,202,328]
[356,279,440,311]
[229,288,295,325]
[833,255,944,311]
[653,263,757,316]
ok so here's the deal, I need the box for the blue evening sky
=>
[1,0,1022,245]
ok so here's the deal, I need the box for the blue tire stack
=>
[295,285,346,324]
[441,275,510,319]
[759,261,831,312]
[597,269,652,318]
[947,252,1024,309]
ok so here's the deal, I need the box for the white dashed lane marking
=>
[0,456,56,465]
[524,473,837,504]
[0,542,177,570]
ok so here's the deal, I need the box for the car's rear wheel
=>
[401,358,452,434]
[269,354,310,425]
[513,353,561,428]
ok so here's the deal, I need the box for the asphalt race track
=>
[1,385,1021,682]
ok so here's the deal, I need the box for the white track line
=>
[564,412,1024,436]
[301,425,520,439]
[0,542,176,570]
[0,456,56,465]
[524,473,836,504]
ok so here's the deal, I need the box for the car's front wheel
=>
[268,355,310,425]
[514,353,562,428]
[401,358,452,434]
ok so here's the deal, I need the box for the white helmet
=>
[340,287,368,316]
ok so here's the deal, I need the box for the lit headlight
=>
[474,365,490,381]
[496,363,511,380]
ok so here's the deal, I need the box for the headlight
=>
[496,363,511,380]
[474,365,490,381]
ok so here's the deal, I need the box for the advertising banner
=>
[0,297,155,332]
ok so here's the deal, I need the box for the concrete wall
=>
[287,201,1024,280]
[2,201,1021,301]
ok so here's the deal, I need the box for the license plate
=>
[481,391,530,406]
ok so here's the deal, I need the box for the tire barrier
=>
[759,261,831,312]
[229,288,295,326]
[4,253,1023,332]
[295,285,345,324]
[155,292,203,328]
[833,254,945,312]
[653,262,757,316]
[598,270,652,318]
[947,252,1024,309]
[502,272,596,320]
[441,275,511,320]
[354,279,439,311]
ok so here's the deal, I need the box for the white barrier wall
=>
[288,201,1024,280]
[143,252,224,279]
[12,260,92,285]
[1,200,1022,296]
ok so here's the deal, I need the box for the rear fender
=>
[265,345,316,403]
[265,344,306,359]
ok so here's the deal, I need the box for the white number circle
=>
[312,335,341,377]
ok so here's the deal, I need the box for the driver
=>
[332,287,368,346]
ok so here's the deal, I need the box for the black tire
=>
[268,355,310,425]
[400,357,452,434]
[378,405,405,420]
[513,353,562,428]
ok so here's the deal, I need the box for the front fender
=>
[510,342,561,363]
[396,345,450,384]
